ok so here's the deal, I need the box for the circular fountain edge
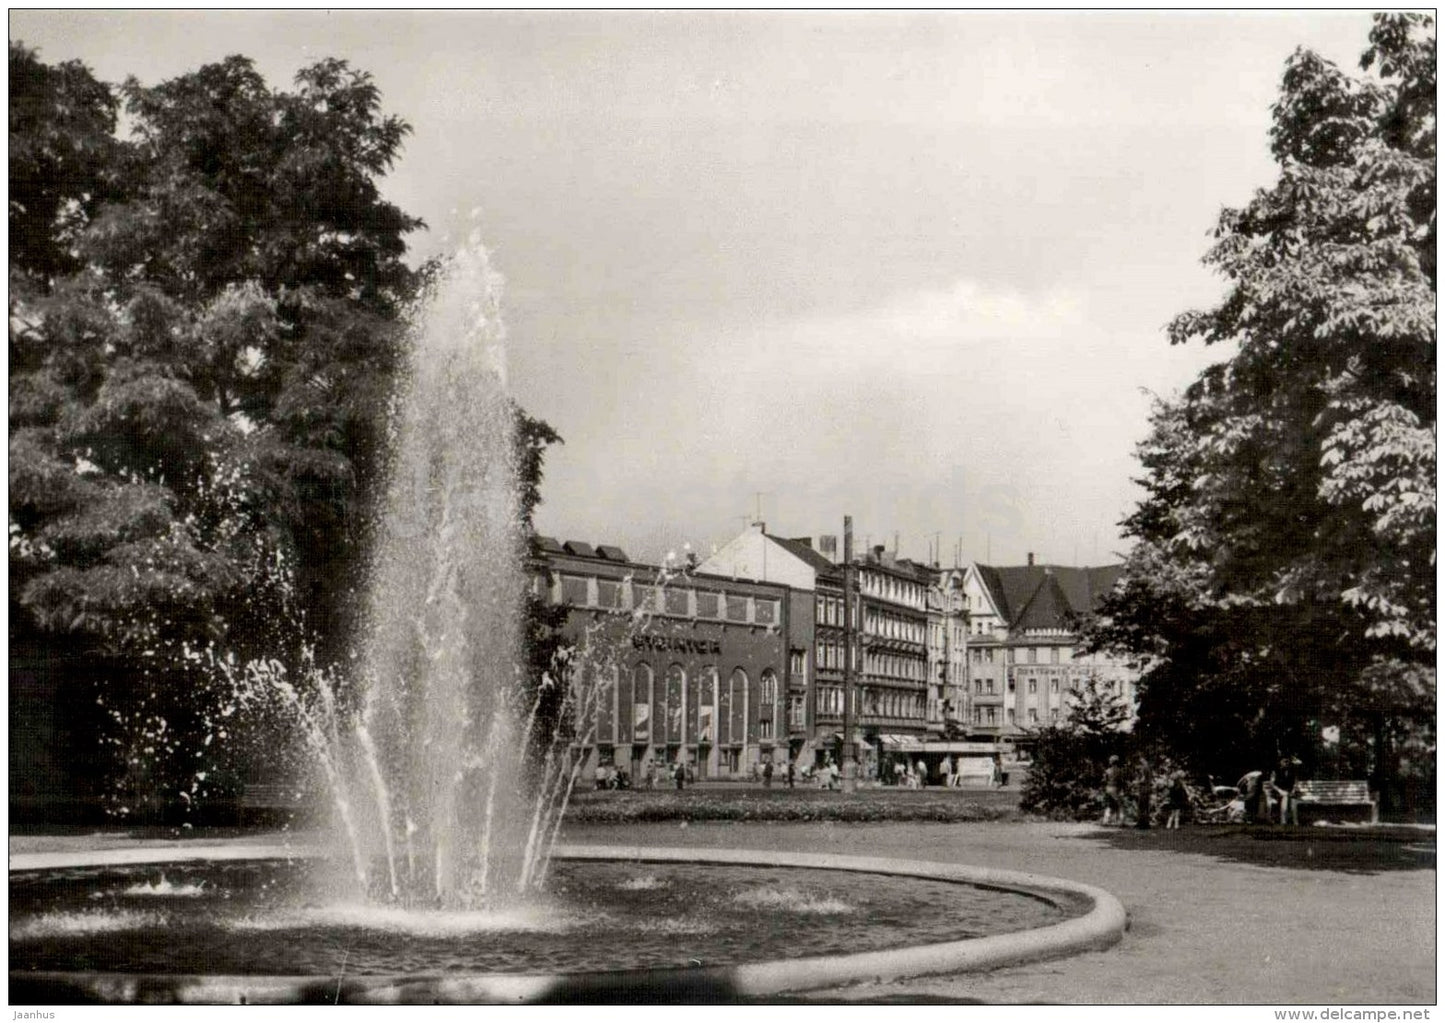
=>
[10,842,1126,1003]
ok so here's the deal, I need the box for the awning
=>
[923,742,1002,755]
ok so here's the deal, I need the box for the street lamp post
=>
[841,516,857,794]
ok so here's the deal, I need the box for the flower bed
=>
[564,788,1024,825]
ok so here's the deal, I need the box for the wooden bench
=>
[1293,779,1378,824]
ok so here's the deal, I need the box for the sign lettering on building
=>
[631,635,723,655]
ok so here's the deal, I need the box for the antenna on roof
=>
[752,491,771,530]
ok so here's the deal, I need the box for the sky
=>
[11,9,1385,569]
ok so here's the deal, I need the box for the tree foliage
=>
[10,48,423,661]
[1090,15,1436,802]
[8,46,432,816]
[1019,676,1132,820]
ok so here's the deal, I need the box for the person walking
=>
[786,759,795,789]
[1165,771,1189,829]
[1134,754,1154,829]
[762,759,774,789]
[673,760,686,790]
[1101,754,1123,826]
[940,755,953,790]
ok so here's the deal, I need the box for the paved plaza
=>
[559,819,1434,1005]
[11,816,1434,1005]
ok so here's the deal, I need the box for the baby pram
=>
[1198,771,1277,823]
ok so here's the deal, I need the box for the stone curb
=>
[10,843,1126,1003]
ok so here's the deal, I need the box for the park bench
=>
[1293,779,1378,824]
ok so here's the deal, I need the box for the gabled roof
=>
[973,563,1122,630]
[768,534,837,574]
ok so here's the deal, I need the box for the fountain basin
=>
[11,843,1126,1003]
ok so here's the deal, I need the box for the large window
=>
[698,666,718,742]
[633,584,658,612]
[696,591,720,618]
[665,664,685,743]
[760,669,778,705]
[561,574,590,605]
[631,663,654,742]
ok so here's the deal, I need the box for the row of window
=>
[814,593,851,628]
[974,706,1056,725]
[584,663,785,746]
[863,651,926,682]
[551,574,780,625]
[862,687,924,720]
[858,569,927,610]
[864,609,925,645]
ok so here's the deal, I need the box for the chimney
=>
[1027,552,1035,566]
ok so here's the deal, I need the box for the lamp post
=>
[841,516,857,793]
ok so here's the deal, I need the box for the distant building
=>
[530,535,801,781]
[701,528,948,772]
[960,555,1136,747]
[696,524,835,762]
[927,566,970,736]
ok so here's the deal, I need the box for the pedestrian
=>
[951,756,964,788]
[916,759,927,788]
[1271,757,1298,825]
[1165,771,1188,829]
[594,763,608,790]
[763,759,774,789]
[786,759,795,789]
[673,760,686,790]
[1101,754,1123,826]
[940,755,953,789]
[1135,754,1154,829]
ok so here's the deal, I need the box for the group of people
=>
[1101,753,1189,830]
[882,754,1003,788]
[1236,757,1300,825]
[1101,753,1302,828]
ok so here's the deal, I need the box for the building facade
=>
[530,536,804,781]
[960,556,1137,747]
[927,566,970,737]
[854,546,932,744]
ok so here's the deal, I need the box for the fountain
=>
[9,236,1126,1003]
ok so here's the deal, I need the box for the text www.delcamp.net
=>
[1275,1011,1431,1021]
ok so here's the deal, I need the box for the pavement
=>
[10,817,1435,1005]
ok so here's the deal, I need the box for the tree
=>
[1091,15,1435,807]
[9,47,426,817]
[1020,676,1131,819]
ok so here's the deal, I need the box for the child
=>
[1165,772,1189,829]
